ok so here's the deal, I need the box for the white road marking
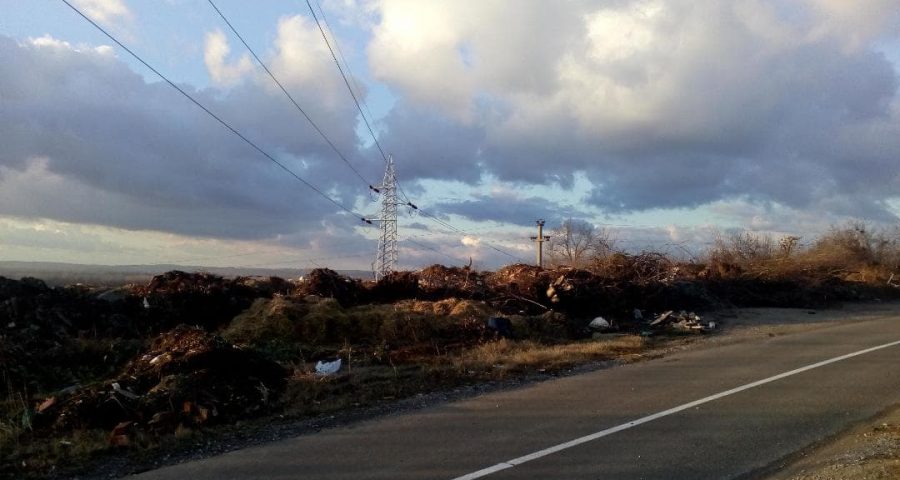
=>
[451,338,900,480]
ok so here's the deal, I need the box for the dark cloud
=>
[434,195,581,227]
[0,36,377,240]
[368,1,900,223]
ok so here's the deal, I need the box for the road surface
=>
[135,309,900,479]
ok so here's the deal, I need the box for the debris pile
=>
[367,270,420,303]
[590,252,679,285]
[417,265,487,299]
[34,325,288,437]
[134,271,265,330]
[485,264,550,314]
[296,268,364,306]
[647,310,715,333]
[545,268,609,316]
[234,276,293,297]
[0,277,145,397]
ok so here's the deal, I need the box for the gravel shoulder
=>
[757,405,900,480]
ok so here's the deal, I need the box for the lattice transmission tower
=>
[374,155,398,280]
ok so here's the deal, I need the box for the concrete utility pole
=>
[530,219,551,268]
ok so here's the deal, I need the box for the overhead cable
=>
[206,0,378,193]
[61,0,372,225]
[305,0,391,167]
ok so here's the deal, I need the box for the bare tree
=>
[548,219,614,268]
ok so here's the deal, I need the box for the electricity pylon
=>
[374,155,398,281]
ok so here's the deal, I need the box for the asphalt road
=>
[135,311,900,480]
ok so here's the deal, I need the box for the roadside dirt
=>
[763,400,900,480]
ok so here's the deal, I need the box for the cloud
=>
[5,1,900,269]
[0,34,375,242]
[460,235,480,247]
[434,194,581,227]
[71,0,133,27]
[204,30,254,86]
[368,0,900,222]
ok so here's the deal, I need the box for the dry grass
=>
[706,223,900,283]
[450,336,646,376]
[268,334,650,433]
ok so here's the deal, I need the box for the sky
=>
[1,0,899,272]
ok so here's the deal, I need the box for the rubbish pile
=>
[647,310,715,333]
[485,264,550,314]
[545,268,610,315]
[296,268,364,306]
[367,270,420,303]
[417,265,487,299]
[234,275,293,298]
[0,277,145,397]
[134,271,270,330]
[33,325,288,437]
[590,252,680,285]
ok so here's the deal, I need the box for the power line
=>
[299,2,527,265]
[206,0,378,193]
[312,0,377,124]
[403,238,464,265]
[305,0,417,209]
[416,208,529,263]
[61,0,372,225]
[305,0,390,166]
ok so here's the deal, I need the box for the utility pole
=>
[374,155,399,281]
[530,219,550,268]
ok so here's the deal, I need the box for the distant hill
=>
[0,261,373,287]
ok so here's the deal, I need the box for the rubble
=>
[648,310,714,333]
[366,271,420,303]
[134,271,269,330]
[590,252,679,285]
[33,325,288,434]
[296,268,364,306]
[418,265,488,299]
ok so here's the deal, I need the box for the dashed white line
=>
[451,339,900,480]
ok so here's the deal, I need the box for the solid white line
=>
[450,338,900,480]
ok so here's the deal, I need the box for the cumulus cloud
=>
[368,0,900,222]
[71,0,132,27]
[0,34,375,242]
[5,1,900,269]
[460,235,480,247]
[204,30,254,86]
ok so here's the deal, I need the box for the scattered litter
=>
[109,421,133,447]
[32,326,287,435]
[111,382,139,400]
[633,309,643,321]
[315,358,342,376]
[648,310,711,333]
[37,397,56,414]
[148,353,170,366]
[588,316,611,331]
[486,317,513,338]
[142,297,150,309]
